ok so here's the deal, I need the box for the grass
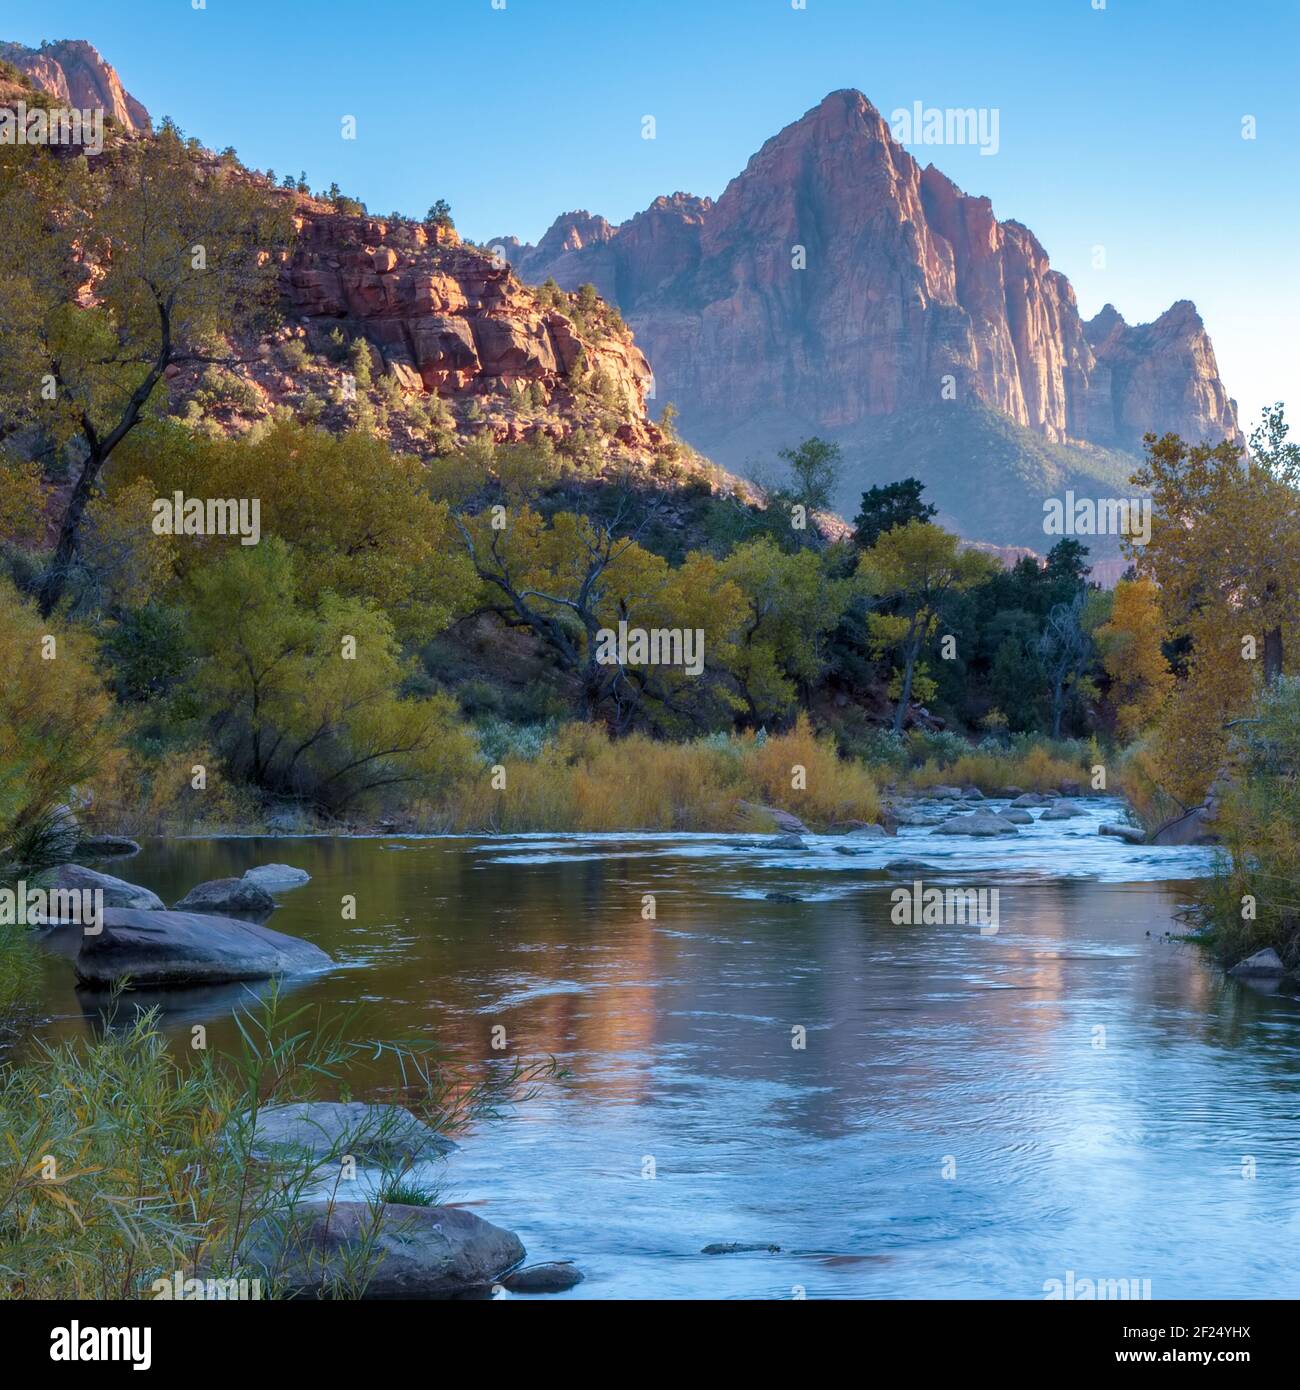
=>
[905,742,1093,795]
[429,713,882,832]
[0,988,554,1299]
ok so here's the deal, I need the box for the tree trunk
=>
[1263,626,1283,686]
[38,448,102,616]
[892,627,922,735]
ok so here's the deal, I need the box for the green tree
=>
[858,521,996,733]
[778,436,841,514]
[852,478,936,549]
[425,199,454,229]
[719,536,853,724]
[0,124,290,614]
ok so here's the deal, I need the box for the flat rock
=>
[884,860,933,873]
[75,835,141,858]
[238,1200,524,1298]
[173,877,277,916]
[246,1101,456,1164]
[1228,948,1285,979]
[501,1262,584,1293]
[37,863,163,912]
[1010,793,1048,807]
[243,863,311,890]
[74,908,331,988]
[928,786,964,801]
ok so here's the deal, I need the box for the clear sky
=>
[7,0,1297,432]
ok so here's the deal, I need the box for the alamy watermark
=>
[890,102,1000,156]
[0,101,104,156]
[1043,491,1151,546]
[594,620,705,677]
[0,881,102,934]
[1043,1269,1152,1300]
[152,491,261,545]
[890,880,999,935]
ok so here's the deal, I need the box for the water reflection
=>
[21,825,1300,1299]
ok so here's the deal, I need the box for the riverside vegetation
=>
[0,99,1297,1298]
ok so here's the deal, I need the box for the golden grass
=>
[907,743,1089,795]
[433,715,881,832]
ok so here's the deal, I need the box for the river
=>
[26,795,1300,1298]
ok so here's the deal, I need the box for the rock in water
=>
[1039,801,1084,820]
[37,864,163,912]
[770,834,806,850]
[74,908,331,988]
[701,1242,781,1254]
[243,863,311,890]
[238,1201,524,1298]
[1100,823,1146,844]
[75,835,141,858]
[1228,949,1285,979]
[246,1101,456,1164]
[173,877,277,916]
[932,813,1020,837]
[501,1262,584,1293]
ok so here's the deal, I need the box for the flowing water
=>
[25,796,1300,1299]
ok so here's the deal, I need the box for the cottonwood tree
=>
[1132,410,1300,800]
[858,520,996,733]
[0,124,290,614]
[1038,591,1093,740]
[452,497,748,732]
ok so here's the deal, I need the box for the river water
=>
[26,796,1300,1299]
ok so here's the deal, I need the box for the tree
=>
[1132,416,1300,800]
[1095,577,1173,740]
[858,521,996,733]
[1037,592,1093,739]
[778,437,841,514]
[719,536,853,724]
[452,498,748,732]
[852,478,936,549]
[186,541,473,811]
[425,199,454,229]
[107,421,477,643]
[0,124,290,614]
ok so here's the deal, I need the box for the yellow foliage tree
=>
[1095,577,1174,742]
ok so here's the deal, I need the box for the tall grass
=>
[431,714,881,831]
[0,989,553,1299]
[906,742,1092,794]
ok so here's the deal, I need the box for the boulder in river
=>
[238,1200,524,1298]
[1010,793,1049,807]
[765,891,803,902]
[1228,948,1286,979]
[884,859,934,873]
[997,809,1034,825]
[37,863,163,912]
[932,813,1020,837]
[74,908,331,988]
[995,786,1024,799]
[75,835,141,858]
[173,877,277,916]
[737,801,808,834]
[501,1262,584,1293]
[243,864,311,890]
[1039,801,1084,820]
[246,1101,457,1164]
[927,786,964,801]
[770,834,806,850]
[960,786,985,800]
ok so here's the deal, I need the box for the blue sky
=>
[7,0,1297,431]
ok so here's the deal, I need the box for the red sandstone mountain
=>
[0,39,150,131]
[502,89,1240,538]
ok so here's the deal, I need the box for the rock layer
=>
[0,39,150,131]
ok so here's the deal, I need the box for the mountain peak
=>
[0,37,150,131]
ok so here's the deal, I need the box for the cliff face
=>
[280,211,657,446]
[0,39,150,131]
[507,90,1240,459]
